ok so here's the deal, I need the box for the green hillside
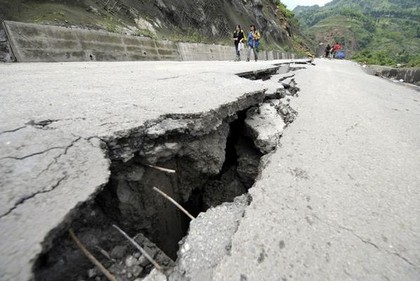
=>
[294,0,420,66]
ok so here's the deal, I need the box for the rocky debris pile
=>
[75,234,174,281]
[35,202,174,281]
[276,98,298,125]
[99,233,174,281]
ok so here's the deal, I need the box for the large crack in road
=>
[33,67,303,281]
[0,60,308,281]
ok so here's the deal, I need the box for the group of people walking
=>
[233,24,260,62]
[324,42,342,59]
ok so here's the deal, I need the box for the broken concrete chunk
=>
[131,265,143,277]
[111,245,127,259]
[244,102,286,153]
[138,255,150,267]
[87,267,99,278]
[171,195,249,281]
[111,245,128,259]
[143,268,167,281]
[125,255,140,267]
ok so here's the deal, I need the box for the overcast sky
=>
[280,0,332,10]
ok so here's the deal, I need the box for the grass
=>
[0,1,129,33]
[133,28,157,39]
[1,2,99,25]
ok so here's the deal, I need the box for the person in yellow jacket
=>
[246,24,261,62]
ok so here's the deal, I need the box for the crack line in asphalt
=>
[157,75,182,81]
[35,137,82,178]
[0,175,68,219]
[0,126,27,135]
[0,146,69,161]
[312,214,418,268]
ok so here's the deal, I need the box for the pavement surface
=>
[0,60,292,281]
[213,59,420,280]
[1,58,419,281]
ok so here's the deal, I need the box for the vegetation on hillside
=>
[294,0,420,66]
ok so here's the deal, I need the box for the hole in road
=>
[33,108,264,281]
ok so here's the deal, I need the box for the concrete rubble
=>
[0,60,305,281]
[169,195,249,281]
[244,101,286,153]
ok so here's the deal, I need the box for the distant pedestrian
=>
[233,25,245,61]
[325,44,331,58]
[247,25,261,62]
[332,42,341,58]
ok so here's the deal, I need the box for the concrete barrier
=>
[3,21,180,62]
[3,21,293,63]
[381,67,420,86]
[177,42,234,61]
[364,65,420,86]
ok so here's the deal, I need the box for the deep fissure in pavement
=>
[33,108,264,281]
[32,65,302,281]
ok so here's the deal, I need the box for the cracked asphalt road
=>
[1,59,418,281]
[0,60,290,281]
[213,59,420,280]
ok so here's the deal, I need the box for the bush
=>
[352,50,402,66]
[271,0,295,19]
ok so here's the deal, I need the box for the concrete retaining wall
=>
[366,65,420,86]
[3,20,294,63]
[3,21,179,62]
[177,42,234,61]
[379,67,420,86]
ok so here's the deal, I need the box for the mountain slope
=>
[0,0,308,52]
[294,0,420,66]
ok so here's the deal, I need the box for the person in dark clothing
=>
[325,44,331,58]
[233,25,245,61]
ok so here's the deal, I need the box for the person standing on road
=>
[233,25,245,61]
[325,44,331,58]
[332,42,341,58]
[247,24,261,62]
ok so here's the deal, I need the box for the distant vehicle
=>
[335,50,346,59]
